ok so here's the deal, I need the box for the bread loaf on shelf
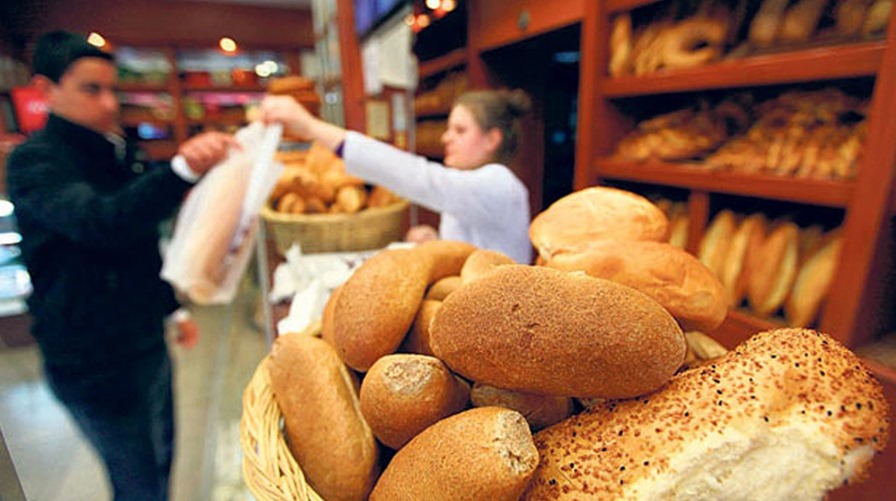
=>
[721,213,769,306]
[523,328,890,500]
[698,209,738,280]
[748,221,801,317]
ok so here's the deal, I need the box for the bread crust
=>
[460,248,516,283]
[524,328,890,500]
[785,234,843,327]
[471,383,574,431]
[748,221,801,317]
[431,265,686,398]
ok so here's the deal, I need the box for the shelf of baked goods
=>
[601,41,885,97]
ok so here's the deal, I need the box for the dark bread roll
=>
[524,328,890,500]
[430,265,686,398]
[370,407,539,501]
[470,382,574,431]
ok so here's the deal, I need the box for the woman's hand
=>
[261,95,316,139]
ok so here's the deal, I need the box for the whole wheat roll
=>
[369,407,539,501]
[415,239,478,283]
[529,187,669,261]
[267,334,379,501]
[399,299,442,356]
[333,248,431,371]
[430,265,686,398]
[360,354,470,450]
[523,328,890,500]
[320,283,343,347]
[460,248,516,284]
[470,382,574,431]
[543,240,728,332]
[425,275,461,301]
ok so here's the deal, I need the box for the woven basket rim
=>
[260,199,409,223]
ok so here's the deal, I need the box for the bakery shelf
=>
[418,49,467,80]
[605,0,661,13]
[600,42,885,97]
[117,82,171,93]
[181,83,267,93]
[594,158,855,207]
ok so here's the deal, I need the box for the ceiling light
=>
[219,37,238,53]
[87,32,106,48]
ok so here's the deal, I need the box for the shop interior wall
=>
[1,0,314,54]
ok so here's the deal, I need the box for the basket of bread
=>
[261,142,408,255]
[241,187,890,501]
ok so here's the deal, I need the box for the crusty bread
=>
[425,275,461,301]
[721,213,768,306]
[748,221,801,317]
[544,240,728,332]
[415,240,477,283]
[333,248,431,371]
[400,299,442,356]
[460,248,516,283]
[360,354,470,450]
[523,328,890,500]
[698,209,738,279]
[785,233,843,327]
[370,407,539,501]
[430,265,686,398]
[267,334,379,501]
[667,210,689,249]
[320,283,343,347]
[471,382,574,431]
[529,187,669,261]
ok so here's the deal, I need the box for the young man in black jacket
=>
[5,31,236,501]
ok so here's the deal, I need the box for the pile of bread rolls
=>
[263,187,888,500]
[268,142,402,215]
[699,209,844,327]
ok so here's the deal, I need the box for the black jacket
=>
[6,114,194,368]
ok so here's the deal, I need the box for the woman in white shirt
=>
[261,89,534,264]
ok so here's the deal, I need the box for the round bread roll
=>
[523,328,890,501]
[785,233,842,328]
[544,240,728,332]
[721,213,768,306]
[425,275,462,301]
[399,299,442,357]
[321,283,343,347]
[698,209,738,279]
[460,248,516,283]
[360,354,470,450]
[470,382,574,431]
[529,187,669,261]
[430,265,686,398]
[748,221,801,317]
[415,240,478,283]
[370,407,539,501]
[267,334,379,501]
[333,248,431,371]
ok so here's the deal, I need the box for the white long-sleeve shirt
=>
[343,131,533,263]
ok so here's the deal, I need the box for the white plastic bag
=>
[161,122,283,304]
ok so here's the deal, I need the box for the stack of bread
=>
[260,186,888,501]
[699,209,844,327]
[268,142,402,215]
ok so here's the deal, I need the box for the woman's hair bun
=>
[504,89,532,117]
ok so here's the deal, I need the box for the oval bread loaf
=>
[399,299,442,356]
[460,248,516,283]
[430,265,686,398]
[523,328,890,501]
[267,334,379,501]
[415,239,477,282]
[544,240,728,332]
[471,382,574,431]
[369,407,539,501]
[360,354,470,449]
[333,248,431,371]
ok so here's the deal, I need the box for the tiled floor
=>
[0,279,268,501]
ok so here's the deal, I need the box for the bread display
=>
[720,213,768,306]
[359,354,470,450]
[544,240,728,332]
[523,328,890,500]
[698,209,738,279]
[369,407,539,501]
[470,383,574,431]
[459,248,516,283]
[785,232,844,327]
[430,265,686,398]
[267,334,379,501]
[529,187,669,260]
[415,240,478,283]
[424,275,461,300]
[747,221,801,317]
[399,299,442,357]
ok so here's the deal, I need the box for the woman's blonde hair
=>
[454,89,532,165]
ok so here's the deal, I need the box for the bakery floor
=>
[0,277,269,501]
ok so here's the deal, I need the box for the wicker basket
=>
[241,354,325,501]
[260,200,409,255]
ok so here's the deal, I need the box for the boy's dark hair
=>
[32,31,113,83]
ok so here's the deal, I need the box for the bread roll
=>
[698,209,738,279]
[471,383,574,431]
[544,240,728,332]
[268,334,379,501]
[415,240,477,283]
[721,213,768,306]
[360,354,470,450]
[785,233,843,327]
[668,211,689,249]
[333,248,431,371]
[321,283,343,347]
[400,299,442,356]
[460,248,516,283]
[370,407,539,501]
[523,328,890,500]
[748,221,801,317]
[529,187,669,260]
[425,275,461,300]
[431,265,686,398]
